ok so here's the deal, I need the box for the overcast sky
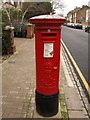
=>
[55,0,90,16]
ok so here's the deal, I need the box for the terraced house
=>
[67,5,90,29]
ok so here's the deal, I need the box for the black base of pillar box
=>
[35,91,59,117]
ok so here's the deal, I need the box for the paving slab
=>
[1,37,89,119]
[61,49,89,119]
[2,38,35,118]
[2,38,62,119]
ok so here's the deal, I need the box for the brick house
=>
[67,5,90,29]
[77,5,89,23]
[77,5,90,29]
[67,7,81,23]
[72,7,81,23]
[67,10,73,23]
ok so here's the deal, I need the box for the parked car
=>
[70,23,75,28]
[66,23,82,29]
[66,23,73,27]
[74,23,82,29]
[85,25,90,33]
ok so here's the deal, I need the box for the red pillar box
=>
[30,15,66,117]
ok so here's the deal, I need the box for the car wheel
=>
[85,29,87,32]
[88,29,90,33]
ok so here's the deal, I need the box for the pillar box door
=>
[35,30,61,95]
[30,15,66,117]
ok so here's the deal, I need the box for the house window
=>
[75,13,76,17]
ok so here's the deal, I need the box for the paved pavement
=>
[1,37,89,119]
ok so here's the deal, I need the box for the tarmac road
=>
[62,26,88,85]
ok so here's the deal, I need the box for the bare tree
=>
[51,0,64,10]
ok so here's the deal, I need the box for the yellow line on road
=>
[61,40,90,95]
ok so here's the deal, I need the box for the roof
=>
[73,7,81,13]
[67,10,73,16]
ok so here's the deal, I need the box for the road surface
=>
[62,26,88,85]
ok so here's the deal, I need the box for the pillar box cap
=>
[30,14,66,25]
